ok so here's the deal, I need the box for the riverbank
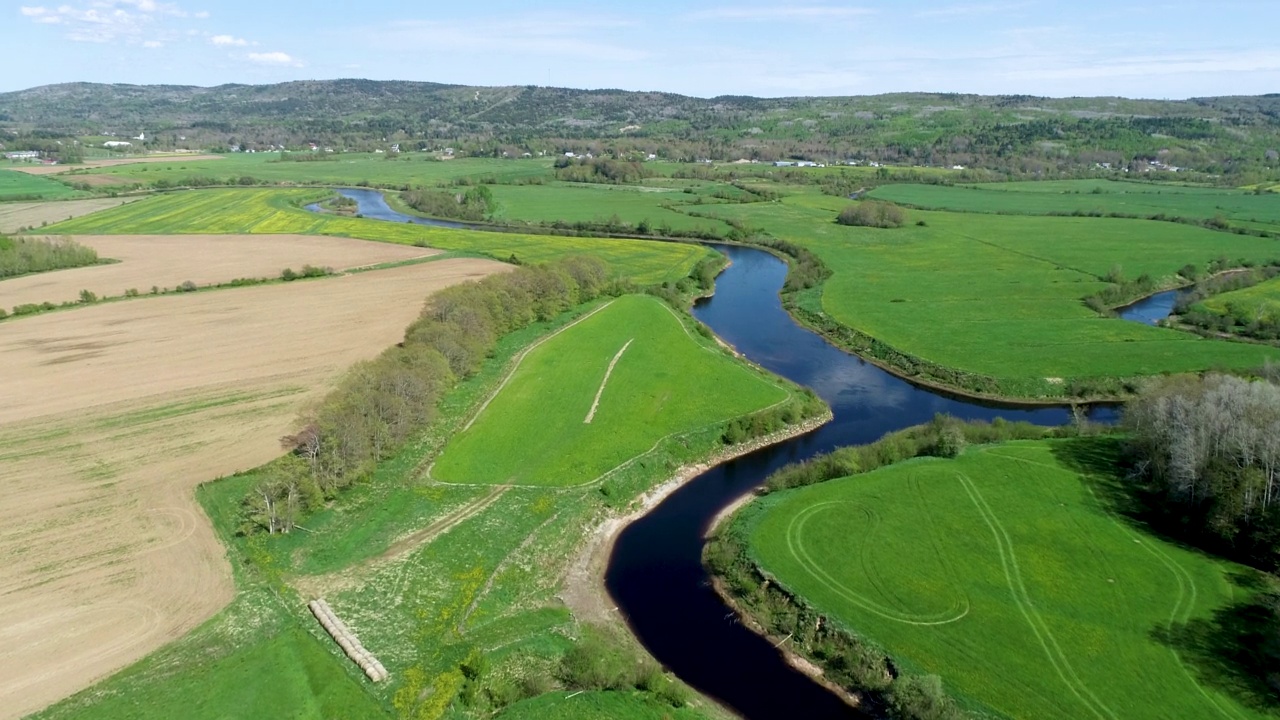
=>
[560,410,832,631]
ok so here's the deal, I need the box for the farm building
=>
[4,150,39,160]
[103,141,132,148]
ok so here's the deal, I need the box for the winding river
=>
[319,193,1117,719]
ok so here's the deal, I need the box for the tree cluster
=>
[1124,374,1280,569]
[837,201,906,228]
[242,255,616,535]
[400,185,493,221]
[0,236,99,278]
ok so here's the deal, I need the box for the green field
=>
[0,168,85,200]
[87,152,556,186]
[869,180,1280,230]
[36,294,813,720]
[740,439,1270,720]
[1203,276,1280,322]
[488,182,733,234]
[432,294,789,487]
[697,191,1280,395]
[44,188,712,285]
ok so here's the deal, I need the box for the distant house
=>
[773,161,795,167]
[796,161,817,167]
[4,150,39,160]
[103,141,132,148]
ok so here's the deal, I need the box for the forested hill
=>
[3,79,1280,173]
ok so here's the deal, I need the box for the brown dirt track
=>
[2,234,440,308]
[0,257,510,719]
[0,198,142,234]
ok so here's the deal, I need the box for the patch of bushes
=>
[280,265,333,281]
[837,200,906,228]
[400,185,493,221]
[720,391,827,445]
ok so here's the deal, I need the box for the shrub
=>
[889,674,966,720]
[178,280,198,292]
[837,200,906,228]
[78,289,98,304]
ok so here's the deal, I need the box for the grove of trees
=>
[0,235,100,278]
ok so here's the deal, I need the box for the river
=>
[1116,289,1180,325]
[314,193,1117,719]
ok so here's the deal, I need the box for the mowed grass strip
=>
[0,168,85,200]
[705,194,1280,383]
[432,294,788,487]
[743,439,1268,720]
[44,188,711,286]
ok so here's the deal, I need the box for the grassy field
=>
[488,183,733,234]
[699,191,1280,394]
[0,168,85,200]
[43,188,713,286]
[432,294,789,487]
[84,153,556,186]
[869,180,1280,230]
[1202,276,1280,322]
[739,438,1271,720]
[33,293,811,720]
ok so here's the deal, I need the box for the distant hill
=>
[3,80,1279,173]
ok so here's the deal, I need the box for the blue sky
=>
[5,1,1279,98]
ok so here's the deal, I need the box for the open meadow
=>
[45,188,713,285]
[0,258,509,720]
[739,439,1270,720]
[700,191,1280,396]
[0,168,85,201]
[432,294,789,487]
[5,154,224,175]
[869,180,1280,231]
[1,233,438,308]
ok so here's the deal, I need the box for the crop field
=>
[0,197,142,233]
[740,439,1269,720]
[700,192,1280,392]
[0,168,85,201]
[1202,275,1280,321]
[488,183,733,234]
[6,154,225,176]
[869,180,1280,229]
[45,188,713,286]
[432,294,789,487]
[1,233,438,308]
[0,258,509,720]
[88,153,554,186]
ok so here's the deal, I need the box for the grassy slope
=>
[704,192,1279,388]
[35,296,811,720]
[741,439,1268,720]
[495,690,707,719]
[0,168,84,200]
[870,181,1280,230]
[488,182,732,234]
[432,294,788,487]
[43,188,712,285]
[1203,275,1280,321]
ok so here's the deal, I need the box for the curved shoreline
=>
[561,410,832,636]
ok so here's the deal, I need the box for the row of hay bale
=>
[309,598,388,682]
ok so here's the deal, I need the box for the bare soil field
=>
[0,197,142,234]
[2,233,439,309]
[0,257,509,719]
[61,174,138,187]
[7,155,223,176]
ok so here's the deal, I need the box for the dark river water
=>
[313,195,1117,719]
[1116,289,1179,325]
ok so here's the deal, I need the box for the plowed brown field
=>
[2,234,439,308]
[0,257,510,719]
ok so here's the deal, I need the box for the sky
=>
[4,0,1279,98]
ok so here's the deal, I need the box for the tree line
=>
[241,255,618,535]
[0,235,100,279]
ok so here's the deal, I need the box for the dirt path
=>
[584,339,633,423]
[0,258,509,719]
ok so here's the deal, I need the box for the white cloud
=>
[143,39,163,48]
[210,34,246,46]
[17,0,199,42]
[686,5,875,21]
[247,51,302,67]
[194,10,208,18]
[915,2,1033,18]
